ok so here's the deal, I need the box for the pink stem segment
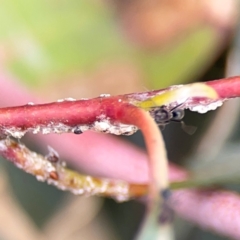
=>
[207,75,240,98]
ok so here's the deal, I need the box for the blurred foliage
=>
[139,27,218,89]
[0,0,231,97]
[0,0,131,86]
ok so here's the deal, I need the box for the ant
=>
[150,105,196,134]
[150,105,184,125]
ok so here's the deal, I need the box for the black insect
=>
[73,127,83,134]
[46,146,59,163]
[150,105,185,126]
[150,105,196,134]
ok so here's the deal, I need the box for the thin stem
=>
[136,110,169,198]
[0,138,137,201]
[124,109,173,240]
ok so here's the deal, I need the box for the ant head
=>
[171,109,185,122]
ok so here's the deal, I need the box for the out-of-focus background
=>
[0,0,239,239]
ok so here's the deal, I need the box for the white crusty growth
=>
[1,113,138,139]
[187,100,224,113]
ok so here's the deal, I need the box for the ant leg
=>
[180,121,197,135]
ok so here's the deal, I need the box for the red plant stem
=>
[0,75,239,133]
[0,97,129,130]
[207,76,240,98]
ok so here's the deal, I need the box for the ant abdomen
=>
[153,108,172,123]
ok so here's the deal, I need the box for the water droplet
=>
[27,102,34,105]
[99,94,111,97]
[57,97,76,102]
[64,97,76,101]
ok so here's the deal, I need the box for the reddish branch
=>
[0,76,239,138]
[0,96,133,136]
[207,76,240,98]
[0,75,240,239]
[0,76,238,138]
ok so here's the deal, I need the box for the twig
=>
[0,138,140,201]
[0,81,220,139]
